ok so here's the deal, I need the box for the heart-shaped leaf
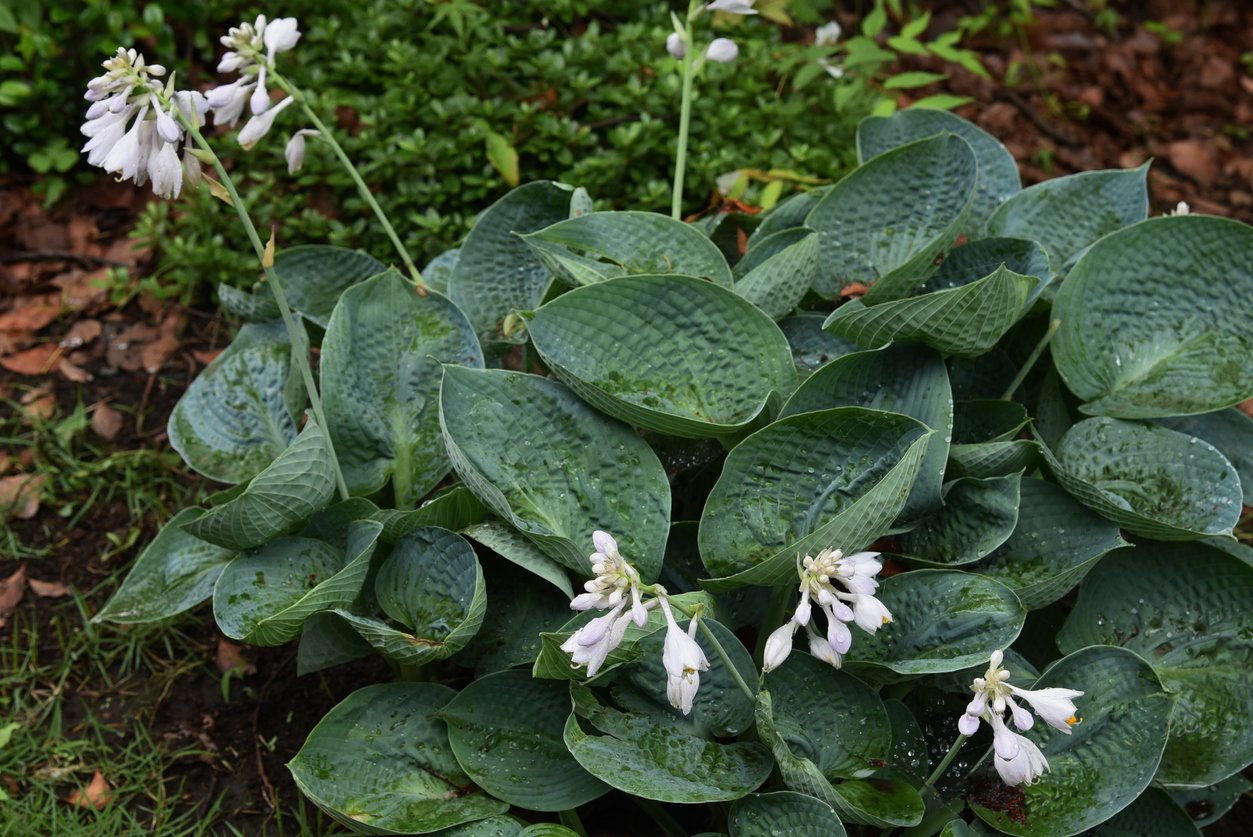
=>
[525,274,794,438]
[986,165,1149,276]
[440,367,670,579]
[448,181,581,343]
[93,508,236,624]
[1058,543,1253,787]
[700,408,932,584]
[168,320,305,484]
[969,646,1172,836]
[1052,216,1253,418]
[898,473,1022,566]
[440,670,608,811]
[521,211,732,287]
[1168,773,1252,828]
[843,570,1025,676]
[732,228,821,319]
[807,133,976,302]
[183,421,338,551]
[728,791,848,837]
[288,683,508,834]
[321,270,483,506]
[857,109,1020,237]
[563,683,773,803]
[1041,417,1241,540]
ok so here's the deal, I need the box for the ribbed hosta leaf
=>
[969,647,1172,837]
[924,237,1049,304]
[439,367,670,579]
[986,164,1149,276]
[844,570,1025,676]
[1153,409,1253,505]
[806,134,976,302]
[183,421,337,551]
[732,227,820,319]
[1059,544,1253,787]
[289,683,507,834]
[372,485,485,543]
[823,265,1039,358]
[752,187,829,242]
[93,508,236,624]
[1088,788,1201,837]
[728,792,847,837]
[857,109,1021,238]
[520,211,732,286]
[440,670,608,811]
[899,473,1022,566]
[947,440,1039,480]
[781,313,860,375]
[321,270,483,506]
[781,343,951,524]
[460,561,570,676]
[1052,216,1253,418]
[168,320,305,484]
[966,478,1128,610]
[1041,418,1241,540]
[217,246,385,327]
[525,274,794,438]
[448,181,580,343]
[462,520,573,597]
[699,408,932,585]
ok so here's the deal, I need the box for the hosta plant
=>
[89,6,1253,836]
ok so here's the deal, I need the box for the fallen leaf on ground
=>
[216,638,257,676]
[0,566,27,628]
[60,319,103,350]
[0,474,45,520]
[19,387,57,422]
[0,452,9,473]
[0,344,61,376]
[28,578,71,598]
[58,357,93,383]
[0,295,61,333]
[67,770,112,810]
[91,403,124,441]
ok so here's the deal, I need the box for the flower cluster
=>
[561,532,709,714]
[762,548,892,672]
[816,20,845,79]
[959,650,1084,786]
[80,48,205,199]
[206,15,305,152]
[666,1,756,64]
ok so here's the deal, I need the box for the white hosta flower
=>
[569,531,650,627]
[238,95,294,149]
[284,129,319,173]
[706,38,739,63]
[1168,201,1190,216]
[210,16,301,130]
[263,17,301,54]
[205,77,255,127]
[760,548,892,673]
[707,0,758,15]
[958,650,1084,786]
[561,606,634,678]
[660,597,709,715]
[148,140,183,199]
[816,20,843,45]
[666,32,687,59]
[250,66,270,115]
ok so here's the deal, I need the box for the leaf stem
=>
[921,733,967,798]
[1000,318,1060,401]
[179,114,350,501]
[670,14,697,220]
[272,73,427,293]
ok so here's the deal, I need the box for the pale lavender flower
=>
[660,597,709,715]
[284,128,319,173]
[707,0,758,15]
[237,95,294,149]
[706,38,739,63]
[666,32,687,59]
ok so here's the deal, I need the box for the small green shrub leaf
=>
[289,683,508,834]
[526,274,794,438]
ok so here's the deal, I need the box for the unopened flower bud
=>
[706,38,739,63]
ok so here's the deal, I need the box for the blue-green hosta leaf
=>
[440,670,608,811]
[882,699,930,786]
[213,522,382,645]
[321,270,483,506]
[766,653,892,780]
[1168,773,1252,827]
[844,570,1025,676]
[823,266,1040,359]
[1153,409,1253,506]
[379,527,483,642]
[168,320,305,484]
[288,683,507,834]
[1087,788,1201,836]
[462,520,573,598]
[93,508,235,624]
[439,367,670,579]
[562,683,773,803]
[699,408,933,585]
[301,498,380,549]
[898,473,1022,566]
[1042,417,1241,540]
[1058,544,1253,787]
[926,238,1050,293]
[807,133,976,302]
[449,181,581,343]
[1053,216,1253,417]
[421,248,459,295]
[751,187,830,243]
[732,227,821,319]
[780,343,952,524]
[520,211,732,287]
[460,561,571,676]
[952,399,1031,444]
[780,313,861,376]
[216,246,386,327]
[755,690,925,828]
[525,274,794,438]
[372,485,485,543]
[857,109,1021,237]
[728,792,847,837]
[183,421,337,551]
[965,478,1129,610]
[986,164,1149,277]
[969,647,1172,837]
[296,610,375,676]
[947,442,1039,480]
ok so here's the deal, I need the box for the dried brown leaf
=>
[0,565,27,628]
[58,357,93,383]
[28,577,71,598]
[67,770,112,810]
[216,638,257,676]
[91,402,124,441]
[0,344,61,376]
[0,474,45,520]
